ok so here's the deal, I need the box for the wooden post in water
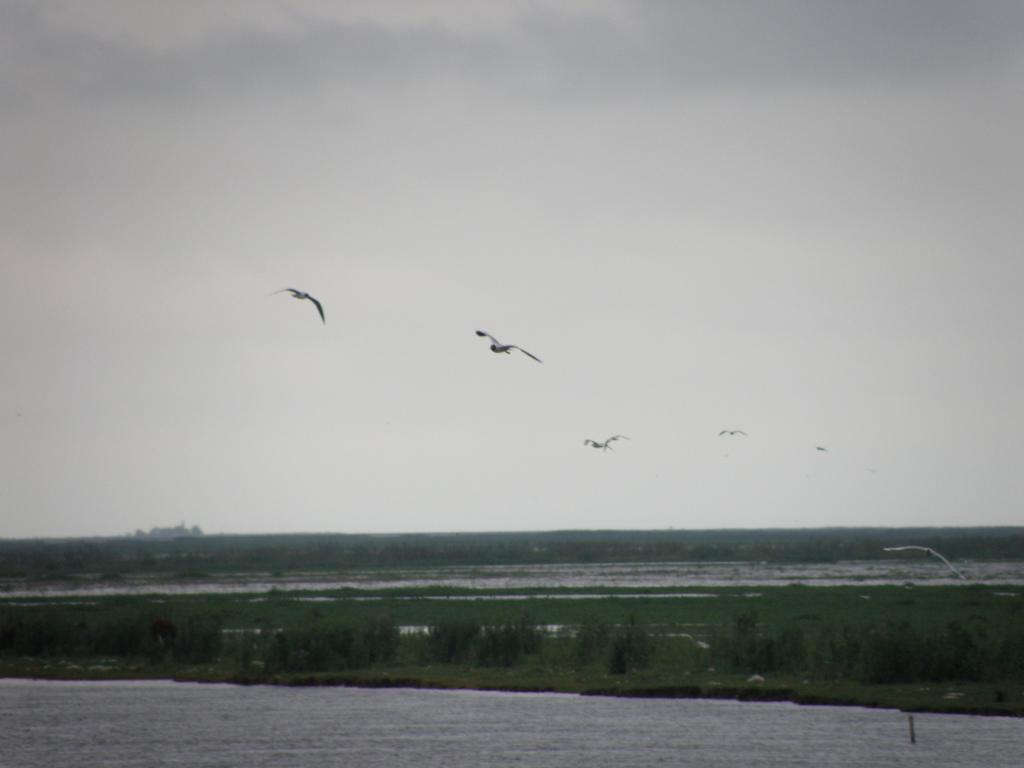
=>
[908,715,916,744]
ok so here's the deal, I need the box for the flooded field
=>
[2,559,1022,598]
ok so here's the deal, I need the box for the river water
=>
[1,679,1019,767]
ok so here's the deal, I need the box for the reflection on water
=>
[1,679,1019,768]
[2,560,1022,598]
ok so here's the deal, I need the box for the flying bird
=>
[815,446,828,452]
[883,545,967,580]
[583,435,630,451]
[719,430,748,436]
[274,289,325,324]
[475,331,542,363]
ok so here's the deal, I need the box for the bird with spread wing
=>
[274,288,325,324]
[475,330,542,363]
[583,435,630,452]
[883,545,967,580]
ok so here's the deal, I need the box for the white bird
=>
[475,330,541,363]
[719,430,748,436]
[883,545,967,580]
[583,435,629,451]
[274,288,325,324]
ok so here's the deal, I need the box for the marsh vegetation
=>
[2,528,1022,716]
[2,582,1023,716]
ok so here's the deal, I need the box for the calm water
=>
[1,679,1019,767]
[4,560,1023,598]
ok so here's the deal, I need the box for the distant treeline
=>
[1,527,1022,579]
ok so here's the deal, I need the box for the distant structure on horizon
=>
[133,522,203,539]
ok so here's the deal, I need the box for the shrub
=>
[997,624,1024,681]
[477,613,542,667]
[92,618,146,658]
[808,624,862,680]
[774,627,807,673]
[363,615,399,664]
[264,632,290,673]
[425,620,480,664]
[927,622,981,682]
[0,614,78,657]
[171,616,223,664]
[608,616,653,674]
[573,621,610,666]
[857,622,923,684]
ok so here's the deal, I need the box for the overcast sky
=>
[2,1,1022,538]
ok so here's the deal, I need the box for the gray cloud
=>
[4,1,1021,110]
[629,1,1024,88]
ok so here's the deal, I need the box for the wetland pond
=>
[2,679,1020,767]
[4,560,1023,598]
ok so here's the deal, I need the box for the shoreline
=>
[6,669,1019,719]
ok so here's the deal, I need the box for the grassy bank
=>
[3,583,1023,717]
[3,657,1021,718]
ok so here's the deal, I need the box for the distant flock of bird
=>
[273,287,965,579]
[273,287,827,454]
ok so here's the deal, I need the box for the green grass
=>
[4,582,1017,634]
